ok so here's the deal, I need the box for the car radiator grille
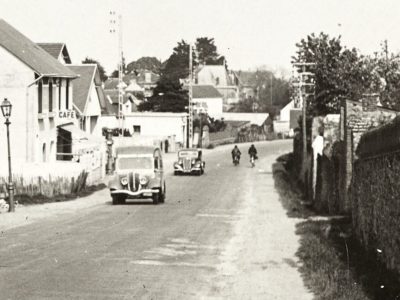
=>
[127,172,140,191]
[183,158,192,171]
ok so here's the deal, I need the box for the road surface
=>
[0,140,313,299]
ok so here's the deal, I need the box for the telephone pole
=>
[292,62,315,180]
[188,44,193,148]
[110,11,124,136]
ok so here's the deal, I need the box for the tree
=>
[82,57,108,82]
[137,76,188,112]
[234,69,290,113]
[195,37,220,65]
[126,57,162,74]
[293,33,400,115]
[162,40,197,84]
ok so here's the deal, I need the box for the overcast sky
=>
[1,0,399,76]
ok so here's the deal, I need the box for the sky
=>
[1,0,400,76]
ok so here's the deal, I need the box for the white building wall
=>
[222,112,269,126]
[280,100,295,122]
[0,45,79,176]
[83,85,102,137]
[123,113,187,144]
[192,97,223,118]
[0,46,32,174]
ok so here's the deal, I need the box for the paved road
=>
[0,140,313,300]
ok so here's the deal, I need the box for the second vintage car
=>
[173,148,205,175]
[109,146,166,205]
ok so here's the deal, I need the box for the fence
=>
[0,170,88,199]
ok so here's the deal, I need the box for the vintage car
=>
[173,148,205,175]
[109,146,166,205]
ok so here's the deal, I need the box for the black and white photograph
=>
[0,0,400,299]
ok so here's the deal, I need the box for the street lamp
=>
[1,98,14,212]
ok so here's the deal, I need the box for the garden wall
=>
[351,117,400,276]
[340,99,397,212]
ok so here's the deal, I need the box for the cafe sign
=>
[59,110,76,119]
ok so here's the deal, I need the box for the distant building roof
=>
[123,70,160,86]
[236,71,256,87]
[104,90,133,105]
[192,85,222,99]
[196,65,232,86]
[0,19,76,78]
[37,42,71,64]
[68,64,98,113]
[104,78,127,90]
[125,79,144,93]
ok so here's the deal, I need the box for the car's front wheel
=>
[112,195,126,205]
[152,192,159,205]
[160,184,166,203]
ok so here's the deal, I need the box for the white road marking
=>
[196,213,241,219]
[130,260,216,269]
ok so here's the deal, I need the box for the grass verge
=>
[273,153,400,300]
[14,183,106,205]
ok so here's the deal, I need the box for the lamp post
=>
[1,98,14,212]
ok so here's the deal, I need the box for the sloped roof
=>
[122,70,160,86]
[104,90,132,104]
[0,19,76,77]
[96,86,110,115]
[236,71,256,87]
[37,43,71,63]
[192,85,222,99]
[126,79,144,92]
[104,78,127,90]
[196,65,231,86]
[68,64,97,113]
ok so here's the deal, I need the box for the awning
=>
[58,124,90,141]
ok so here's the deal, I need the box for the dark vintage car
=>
[173,148,205,175]
[109,146,166,205]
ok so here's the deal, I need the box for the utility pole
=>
[110,11,124,136]
[188,44,193,148]
[292,62,315,181]
[117,14,124,136]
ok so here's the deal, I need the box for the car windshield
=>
[117,157,153,170]
[178,151,199,158]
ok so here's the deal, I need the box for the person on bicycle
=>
[231,145,241,163]
[248,144,258,160]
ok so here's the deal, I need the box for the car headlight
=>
[139,175,148,186]
[191,159,196,164]
[120,177,128,186]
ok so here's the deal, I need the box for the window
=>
[38,80,43,113]
[49,80,53,112]
[133,125,141,134]
[117,157,152,170]
[215,77,220,85]
[58,79,62,110]
[42,143,46,162]
[65,79,69,109]
[154,157,159,169]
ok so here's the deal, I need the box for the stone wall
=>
[340,99,398,212]
[351,117,400,276]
